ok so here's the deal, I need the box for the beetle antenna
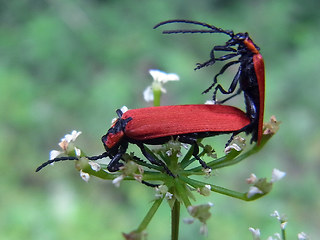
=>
[36,152,109,172]
[35,156,79,172]
[154,19,234,37]
[116,109,123,118]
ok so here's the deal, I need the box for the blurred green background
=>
[1,0,319,239]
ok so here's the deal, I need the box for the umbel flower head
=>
[38,68,283,239]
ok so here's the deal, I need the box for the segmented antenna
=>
[154,19,234,37]
[36,152,109,172]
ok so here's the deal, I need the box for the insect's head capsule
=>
[101,111,132,151]
[226,32,248,46]
[102,126,125,151]
[233,32,249,41]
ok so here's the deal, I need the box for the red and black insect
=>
[36,105,251,175]
[154,20,265,144]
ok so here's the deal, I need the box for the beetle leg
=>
[106,153,124,172]
[202,60,240,95]
[107,141,128,172]
[216,88,242,104]
[195,45,238,70]
[137,143,175,177]
[212,64,242,102]
[178,136,210,170]
[141,180,160,188]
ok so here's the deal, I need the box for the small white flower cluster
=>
[80,161,102,183]
[249,210,309,240]
[297,232,309,240]
[49,130,82,160]
[112,161,144,188]
[112,175,125,188]
[184,202,214,236]
[225,136,246,153]
[49,130,102,182]
[154,185,173,200]
[246,169,286,198]
[196,184,211,197]
[143,69,179,102]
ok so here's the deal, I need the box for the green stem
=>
[171,200,180,240]
[211,142,266,169]
[131,156,164,172]
[153,88,161,106]
[281,226,286,240]
[136,197,164,232]
[180,176,259,201]
[179,145,195,168]
[184,134,272,173]
[123,172,167,183]
[174,179,192,207]
[81,166,115,180]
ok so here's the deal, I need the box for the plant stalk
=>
[137,197,163,232]
[171,200,180,240]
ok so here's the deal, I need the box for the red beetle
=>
[154,20,265,144]
[36,104,251,174]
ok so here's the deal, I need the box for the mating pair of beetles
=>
[37,19,265,176]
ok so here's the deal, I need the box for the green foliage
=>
[1,0,320,239]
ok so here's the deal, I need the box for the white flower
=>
[207,202,214,207]
[246,173,258,184]
[88,161,101,171]
[204,185,211,191]
[270,210,282,222]
[270,210,281,220]
[298,232,309,240]
[149,69,180,84]
[280,222,287,230]
[80,170,90,182]
[112,175,124,188]
[270,168,286,183]
[50,130,82,160]
[249,227,261,240]
[120,105,128,114]
[74,147,81,157]
[62,130,82,143]
[274,233,281,239]
[183,218,194,224]
[199,224,208,236]
[267,233,281,240]
[49,150,62,160]
[165,192,173,200]
[266,234,281,240]
[224,136,246,153]
[143,69,179,102]
[166,149,172,156]
[204,100,216,105]
[111,106,129,124]
[143,86,154,102]
[247,186,263,198]
[154,185,173,199]
[133,174,142,183]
